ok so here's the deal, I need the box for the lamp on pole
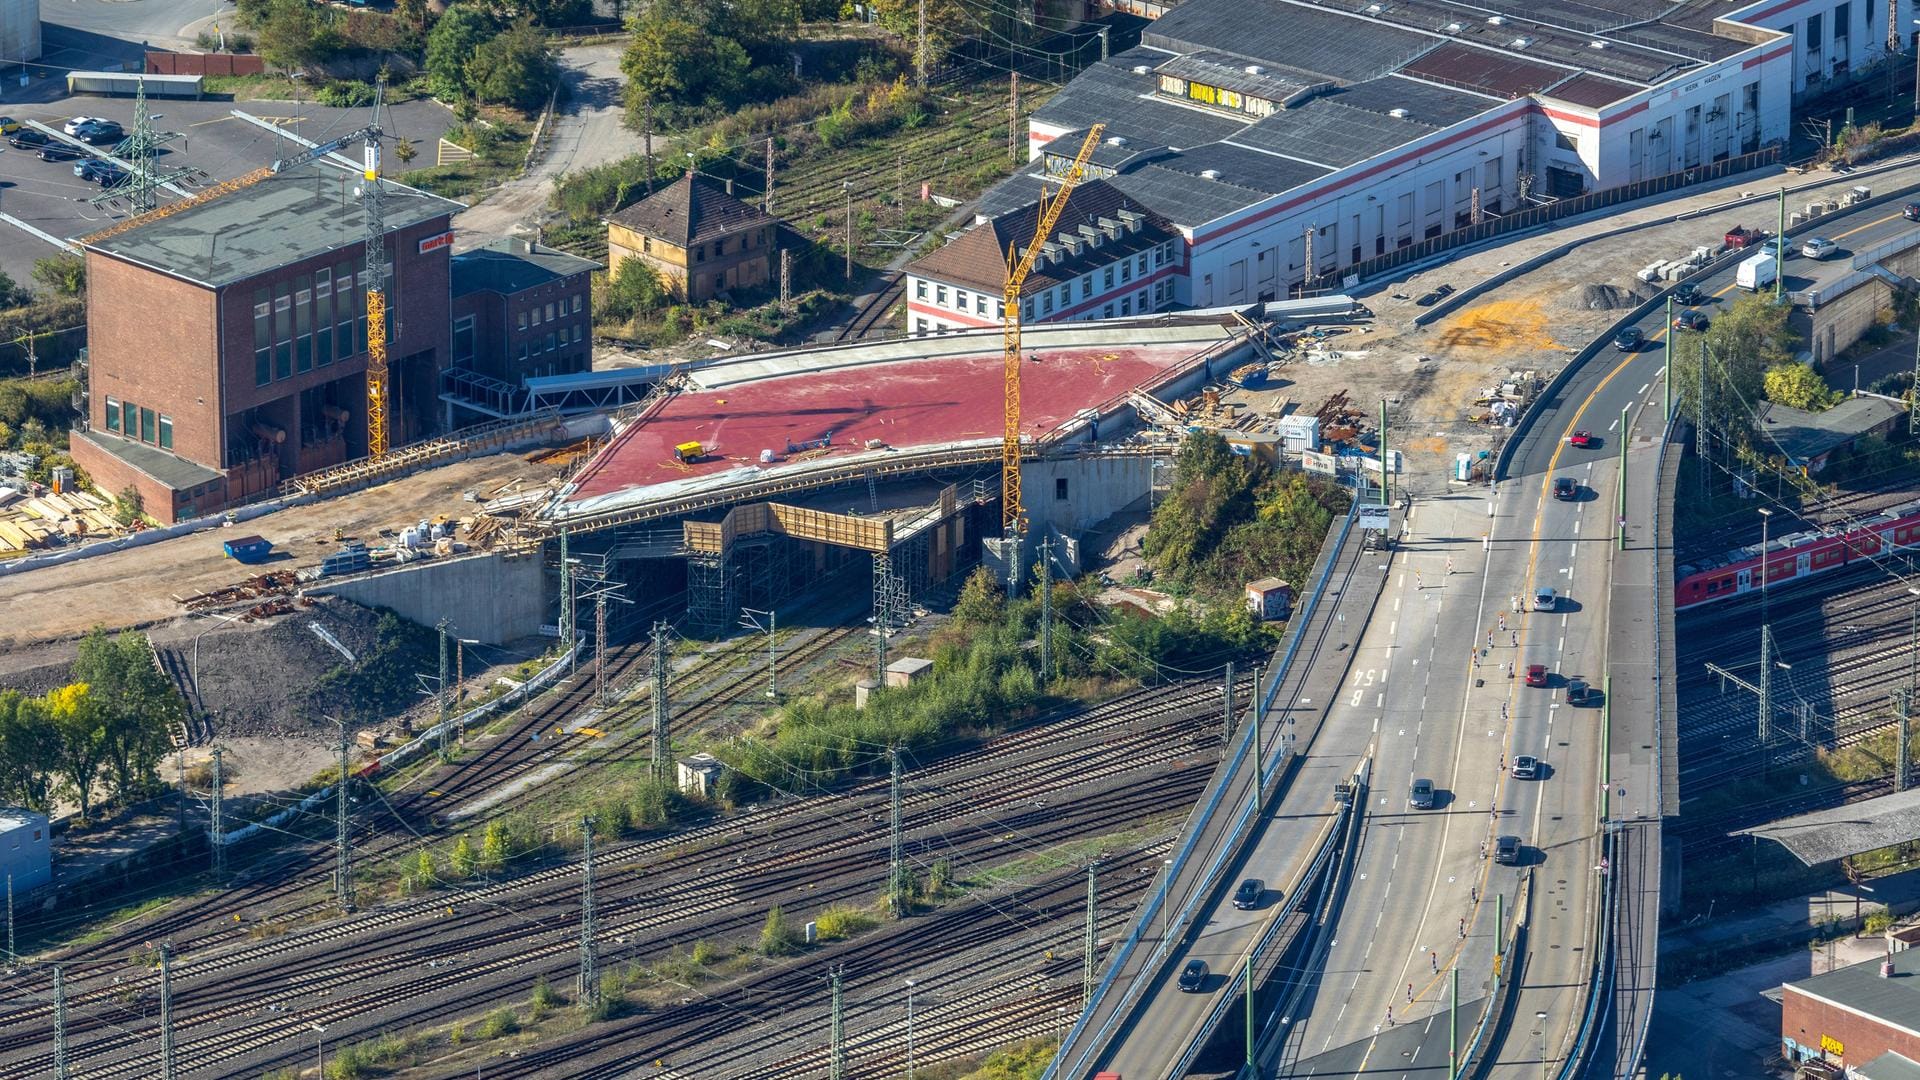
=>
[1534,1010,1548,1077]
[1758,507,1773,612]
[843,180,854,280]
[905,978,917,1080]
[313,1023,327,1077]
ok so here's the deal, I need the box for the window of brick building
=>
[572,295,583,314]
[253,289,272,386]
[545,302,556,322]
[105,397,121,432]
[294,274,312,373]
[518,310,528,330]
[139,407,155,444]
[158,416,172,450]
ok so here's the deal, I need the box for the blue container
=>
[222,535,273,564]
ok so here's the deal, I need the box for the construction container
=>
[222,535,273,564]
[675,441,704,463]
[1246,577,1294,620]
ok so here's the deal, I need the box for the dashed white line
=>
[1607,417,1620,431]
[1636,383,1649,394]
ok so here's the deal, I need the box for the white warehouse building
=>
[906,0,1897,331]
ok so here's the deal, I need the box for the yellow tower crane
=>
[1002,123,1104,536]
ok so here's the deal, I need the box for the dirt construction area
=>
[0,447,561,649]
[1254,156,1920,494]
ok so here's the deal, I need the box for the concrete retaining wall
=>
[305,550,547,644]
[1021,456,1155,537]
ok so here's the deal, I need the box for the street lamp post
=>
[313,1023,327,1077]
[905,978,916,1080]
[1758,508,1773,611]
[1535,1010,1548,1077]
[844,180,854,280]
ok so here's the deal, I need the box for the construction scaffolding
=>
[686,550,734,635]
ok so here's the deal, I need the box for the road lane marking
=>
[1636,383,1648,394]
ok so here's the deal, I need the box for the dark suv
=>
[1671,280,1703,305]
[1232,878,1264,910]
[74,120,122,145]
[75,159,125,186]
[1613,326,1644,352]
[1494,835,1521,864]
[1178,959,1209,992]
[1553,477,1578,501]
[7,129,48,150]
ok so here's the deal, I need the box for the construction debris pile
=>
[180,571,305,619]
[0,454,129,555]
[1466,370,1541,427]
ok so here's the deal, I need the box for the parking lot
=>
[0,93,455,288]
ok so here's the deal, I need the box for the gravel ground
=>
[0,446,560,649]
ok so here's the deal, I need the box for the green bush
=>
[814,903,879,940]
[760,904,799,956]
[315,80,377,108]
[477,1007,520,1039]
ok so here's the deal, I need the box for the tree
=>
[393,137,418,166]
[0,269,24,309]
[405,847,437,893]
[1702,294,1799,404]
[249,0,338,71]
[1143,431,1259,580]
[598,259,666,320]
[759,903,798,955]
[44,683,108,820]
[1764,361,1841,412]
[478,819,508,873]
[426,5,498,101]
[951,566,1004,626]
[449,833,476,878]
[31,254,84,298]
[0,691,59,812]
[867,0,968,72]
[73,628,182,803]
[395,0,429,31]
[465,18,559,111]
[619,9,750,112]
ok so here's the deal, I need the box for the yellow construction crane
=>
[1001,123,1104,535]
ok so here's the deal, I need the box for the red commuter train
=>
[1675,498,1920,610]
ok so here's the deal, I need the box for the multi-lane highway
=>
[1057,186,1920,1080]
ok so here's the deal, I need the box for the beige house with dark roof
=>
[903,179,1182,336]
[605,172,779,304]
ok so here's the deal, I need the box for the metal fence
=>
[1330,145,1783,289]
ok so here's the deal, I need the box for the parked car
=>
[62,116,108,135]
[1801,237,1839,260]
[74,120,122,145]
[1494,835,1522,864]
[1553,477,1579,501]
[1178,959,1209,992]
[1672,310,1710,332]
[1232,878,1265,910]
[1525,664,1549,688]
[1511,755,1540,780]
[1567,430,1596,449]
[38,144,79,162]
[1566,678,1592,706]
[1906,202,1920,222]
[7,129,48,150]
[75,159,125,185]
[1613,326,1644,352]
[1410,777,1436,809]
[0,116,19,135]
[1671,280,1703,305]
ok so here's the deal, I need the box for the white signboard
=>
[1358,505,1390,531]
[1359,450,1405,475]
[1302,450,1338,476]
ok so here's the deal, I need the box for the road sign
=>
[1358,505,1390,531]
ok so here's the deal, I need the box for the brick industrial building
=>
[444,237,601,422]
[604,172,780,304]
[71,163,462,523]
[1783,946,1920,1074]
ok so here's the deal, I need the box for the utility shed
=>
[0,807,51,894]
[885,657,933,689]
[1246,578,1293,621]
[676,752,723,799]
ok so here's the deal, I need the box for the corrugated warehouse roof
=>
[1030,54,1250,152]
[1739,785,1920,865]
[81,163,462,288]
[1860,1052,1920,1080]
[1144,0,1433,84]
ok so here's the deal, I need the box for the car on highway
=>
[1553,477,1579,501]
[1613,326,1644,352]
[7,128,48,150]
[1494,835,1522,864]
[63,116,108,135]
[1567,430,1596,449]
[1671,280,1703,305]
[1672,310,1710,332]
[1533,586,1557,612]
[75,159,125,186]
[1511,755,1540,780]
[1566,677,1592,706]
[1907,202,1920,222]
[1801,237,1839,260]
[1525,664,1548,687]
[1178,959,1209,992]
[38,144,79,162]
[1232,878,1265,910]
[1410,777,1436,808]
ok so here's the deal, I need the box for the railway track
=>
[0,678,1238,1077]
[834,273,906,343]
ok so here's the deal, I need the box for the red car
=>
[1567,431,1596,449]
[1525,664,1548,687]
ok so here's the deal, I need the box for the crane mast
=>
[361,79,390,460]
[1001,123,1105,535]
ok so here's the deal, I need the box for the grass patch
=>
[400,107,534,204]
[963,815,1184,891]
